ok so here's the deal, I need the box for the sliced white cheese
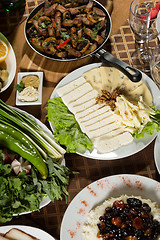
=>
[75,103,106,121]
[82,111,113,128]
[79,110,113,133]
[69,98,97,115]
[85,122,120,140]
[93,128,125,148]
[62,82,93,105]
[55,66,153,154]
[95,132,133,153]
[79,105,110,123]
[68,89,98,113]
[86,114,116,131]
[56,76,86,97]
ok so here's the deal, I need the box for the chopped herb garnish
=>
[14,82,25,92]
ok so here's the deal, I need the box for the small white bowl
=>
[0,33,16,93]
[16,72,43,106]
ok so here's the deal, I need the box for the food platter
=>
[49,62,160,160]
[60,174,160,240]
[9,107,65,217]
[0,32,16,93]
[0,225,55,240]
[12,107,65,216]
[11,108,52,216]
[154,133,160,174]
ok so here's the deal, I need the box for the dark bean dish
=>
[82,195,160,240]
[26,0,109,59]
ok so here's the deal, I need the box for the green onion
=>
[0,100,65,161]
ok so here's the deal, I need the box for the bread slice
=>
[4,228,39,240]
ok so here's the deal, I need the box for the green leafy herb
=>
[14,82,25,92]
[133,107,160,139]
[46,97,93,153]
[33,15,38,21]
[60,31,70,41]
[0,150,72,223]
[92,22,101,39]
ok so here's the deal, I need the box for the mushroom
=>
[77,39,90,53]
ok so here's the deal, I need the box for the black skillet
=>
[24,0,142,82]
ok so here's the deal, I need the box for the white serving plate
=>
[10,107,65,216]
[49,62,160,160]
[0,32,16,93]
[60,174,160,240]
[0,225,55,240]
[16,71,43,106]
[154,132,160,174]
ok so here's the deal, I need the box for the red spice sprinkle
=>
[122,176,131,188]
[97,180,104,189]
[135,180,143,190]
[76,221,81,229]
[81,200,88,207]
[68,230,76,238]
[87,186,97,196]
[77,208,85,215]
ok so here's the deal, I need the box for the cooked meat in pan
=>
[26,0,108,59]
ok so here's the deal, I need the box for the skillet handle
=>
[96,49,142,82]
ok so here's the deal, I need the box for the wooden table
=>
[0,0,160,239]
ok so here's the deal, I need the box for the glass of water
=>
[129,0,160,72]
[150,45,160,88]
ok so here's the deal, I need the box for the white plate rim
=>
[0,225,55,240]
[60,174,160,240]
[154,132,160,174]
[0,32,16,93]
[49,62,160,160]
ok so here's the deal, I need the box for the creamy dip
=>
[18,86,39,102]
[82,195,160,240]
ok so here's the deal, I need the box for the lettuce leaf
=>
[133,107,160,139]
[46,97,93,153]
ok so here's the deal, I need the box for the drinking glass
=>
[150,45,160,88]
[129,0,160,72]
